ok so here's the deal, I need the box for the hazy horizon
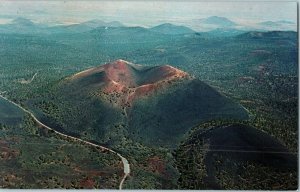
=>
[0,1,297,31]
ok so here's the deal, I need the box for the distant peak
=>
[205,16,232,21]
[159,23,175,26]
[259,20,296,25]
[201,16,236,26]
[153,23,183,28]
[208,16,227,19]
[150,23,195,34]
[82,20,124,28]
[11,17,34,25]
[277,20,295,24]
[87,19,104,23]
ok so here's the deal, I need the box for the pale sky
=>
[0,1,297,28]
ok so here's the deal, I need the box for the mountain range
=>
[190,16,296,32]
[256,20,296,31]
[47,19,125,33]
[0,16,296,35]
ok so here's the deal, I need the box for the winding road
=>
[0,94,130,190]
[29,73,38,83]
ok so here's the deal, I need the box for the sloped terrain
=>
[149,23,196,35]
[128,79,248,147]
[0,15,297,190]
[175,123,297,190]
[30,60,248,147]
[0,112,123,189]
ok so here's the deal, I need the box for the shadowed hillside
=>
[175,123,297,190]
[30,60,248,147]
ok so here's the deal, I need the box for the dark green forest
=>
[0,21,297,189]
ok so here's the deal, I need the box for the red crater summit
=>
[55,59,249,147]
[69,59,189,106]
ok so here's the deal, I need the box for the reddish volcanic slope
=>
[69,59,189,106]
[52,59,248,147]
